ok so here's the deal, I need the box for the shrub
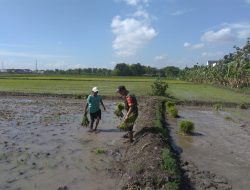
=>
[179,120,195,135]
[151,77,168,96]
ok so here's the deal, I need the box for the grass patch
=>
[162,149,180,190]
[179,120,195,135]
[168,83,250,103]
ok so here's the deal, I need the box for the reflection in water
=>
[178,134,193,149]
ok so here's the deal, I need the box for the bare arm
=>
[84,103,88,115]
[125,106,134,122]
[100,99,106,111]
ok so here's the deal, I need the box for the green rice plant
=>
[179,120,195,135]
[224,116,233,120]
[81,115,89,127]
[94,148,106,154]
[117,113,138,131]
[213,103,222,111]
[168,106,178,118]
[166,101,175,108]
[114,102,125,118]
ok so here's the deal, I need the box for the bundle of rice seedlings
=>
[168,106,178,118]
[117,113,138,131]
[81,115,89,127]
[114,102,125,118]
[179,120,195,135]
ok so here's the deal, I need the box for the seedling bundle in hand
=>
[114,102,125,118]
[81,115,89,127]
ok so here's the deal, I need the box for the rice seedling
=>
[168,106,178,118]
[117,113,138,131]
[94,148,106,154]
[114,102,125,118]
[81,115,89,127]
[213,104,222,111]
[179,120,195,135]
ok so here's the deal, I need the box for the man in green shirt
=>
[84,87,106,132]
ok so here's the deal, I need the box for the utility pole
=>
[35,59,38,73]
[1,61,4,71]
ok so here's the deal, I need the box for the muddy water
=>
[0,96,125,190]
[169,106,250,190]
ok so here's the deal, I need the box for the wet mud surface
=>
[168,106,250,190]
[0,96,126,190]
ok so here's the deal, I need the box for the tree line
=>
[43,63,181,78]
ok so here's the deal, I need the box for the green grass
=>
[0,75,250,103]
[162,149,180,190]
[168,83,250,103]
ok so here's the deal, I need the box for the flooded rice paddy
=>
[0,96,125,190]
[170,106,250,190]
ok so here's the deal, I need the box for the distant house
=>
[207,60,218,67]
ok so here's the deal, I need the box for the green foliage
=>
[151,77,169,96]
[213,104,222,111]
[114,102,125,118]
[179,120,195,134]
[166,101,175,108]
[94,148,106,154]
[239,103,247,109]
[162,149,180,190]
[168,106,178,118]
[81,115,89,127]
[166,101,178,118]
[162,66,181,79]
[180,39,250,89]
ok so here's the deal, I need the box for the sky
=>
[0,0,250,70]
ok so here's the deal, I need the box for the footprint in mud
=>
[78,139,93,145]
[57,186,69,190]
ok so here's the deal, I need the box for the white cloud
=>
[154,54,167,61]
[123,0,149,6]
[170,9,192,16]
[201,28,236,43]
[246,0,250,4]
[111,15,157,56]
[112,0,156,56]
[133,9,149,19]
[201,23,250,43]
[184,42,204,49]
